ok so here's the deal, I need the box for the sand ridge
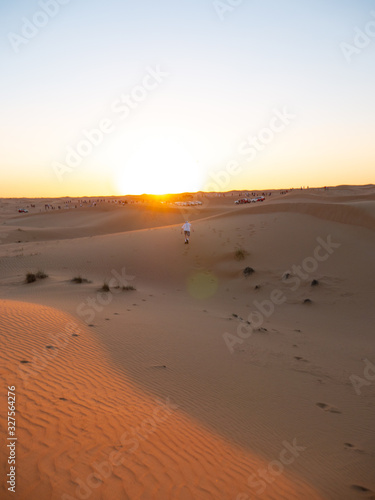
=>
[0,300,322,500]
[0,185,374,499]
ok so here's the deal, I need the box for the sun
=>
[113,133,205,195]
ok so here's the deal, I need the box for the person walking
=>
[181,221,193,244]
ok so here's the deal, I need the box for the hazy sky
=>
[1,0,374,196]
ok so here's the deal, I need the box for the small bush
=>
[71,276,89,284]
[35,270,48,279]
[101,283,110,292]
[26,272,37,283]
[25,271,48,283]
[122,285,136,291]
[243,267,255,277]
[234,249,246,261]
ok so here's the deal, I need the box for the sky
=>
[0,0,374,197]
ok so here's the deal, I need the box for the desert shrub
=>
[35,270,48,279]
[71,276,90,284]
[234,248,246,261]
[243,267,255,277]
[25,272,36,283]
[25,271,47,283]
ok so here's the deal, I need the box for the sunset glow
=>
[113,133,204,195]
[1,0,374,196]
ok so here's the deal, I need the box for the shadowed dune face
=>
[0,300,323,500]
[0,199,232,244]
[1,205,195,242]
[221,200,375,232]
[1,187,375,245]
[0,187,375,499]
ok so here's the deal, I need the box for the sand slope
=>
[0,300,322,500]
[0,186,375,499]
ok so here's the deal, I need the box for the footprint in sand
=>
[294,356,308,362]
[344,443,364,453]
[350,485,373,494]
[253,327,268,333]
[316,402,342,414]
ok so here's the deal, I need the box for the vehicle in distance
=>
[234,198,251,204]
[235,196,265,204]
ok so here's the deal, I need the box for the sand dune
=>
[220,200,375,232]
[0,186,374,499]
[0,300,322,500]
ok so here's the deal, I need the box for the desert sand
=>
[0,185,374,500]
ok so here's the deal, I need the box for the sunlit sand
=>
[1,186,374,499]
